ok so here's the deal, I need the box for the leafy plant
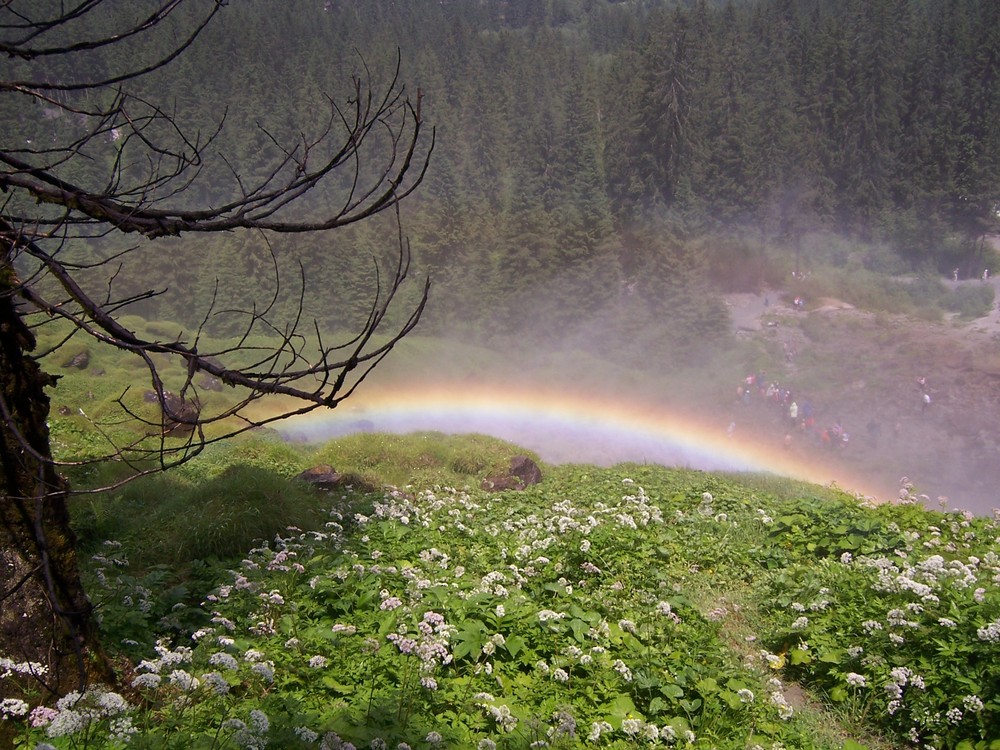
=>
[20,455,995,748]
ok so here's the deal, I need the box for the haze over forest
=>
[14,0,1000,509]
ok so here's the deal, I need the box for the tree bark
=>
[0,269,115,706]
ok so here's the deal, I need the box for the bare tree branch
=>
[1,0,433,700]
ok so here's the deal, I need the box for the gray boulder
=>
[481,455,543,491]
[295,464,345,491]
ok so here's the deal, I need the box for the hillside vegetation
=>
[17,307,1000,749]
[3,425,998,749]
[6,2,1000,747]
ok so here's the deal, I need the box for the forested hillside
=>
[9,0,1000,364]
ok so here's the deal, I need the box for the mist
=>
[275,264,1000,519]
[56,0,1000,518]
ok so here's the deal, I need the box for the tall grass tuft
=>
[128,465,330,568]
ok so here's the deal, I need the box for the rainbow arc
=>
[278,382,890,501]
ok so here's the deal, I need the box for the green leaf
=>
[660,684,685,699]
[818,649,844,664]
[635,672,662,691]
[721,690,743,709]
[321,676,355,695]
[503,634,525,659]
[452,619,488,661]
[680,698,702,713]
[568,605,601,624]
[695,677,719,695]
[568,618,589,643]
[790,649,812,665]
[608,693,639,720]
[648,697,671,714]
[845,533,865,548]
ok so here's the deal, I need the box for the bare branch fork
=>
[0,0,434,701]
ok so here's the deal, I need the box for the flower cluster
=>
[27,688,135,742]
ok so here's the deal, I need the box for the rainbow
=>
[276,381,891,501]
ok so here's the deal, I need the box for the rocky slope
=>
[723,283,1000,516]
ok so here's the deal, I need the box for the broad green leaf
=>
[608,693,639,720]
[661,684,685,699]
[818,648,844,664]
[569,618,589,642]
[790,649,812,665]
[721,690,743,709]
[452,619,488,660]
[321,676,355,695]
[680,698,702,713]
[648,697,671,714]
[502,634,525,659]
[695,677,719,694]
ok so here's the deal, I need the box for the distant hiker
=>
[917,376,927,392]
[922,392,932,411]
[789,401,798,424]
[953,268,959,281]
[984,269,991,282]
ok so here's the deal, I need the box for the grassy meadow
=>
[5,305,1000,750]
[7,431,1000,750]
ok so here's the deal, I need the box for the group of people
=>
[732,372,850,450]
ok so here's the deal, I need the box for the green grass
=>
[67,431,535,569]
[14,301,1000,748]
[18,449,994,750]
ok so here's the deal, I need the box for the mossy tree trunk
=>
[0,268,115,707]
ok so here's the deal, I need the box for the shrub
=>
[946,283,995,318]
